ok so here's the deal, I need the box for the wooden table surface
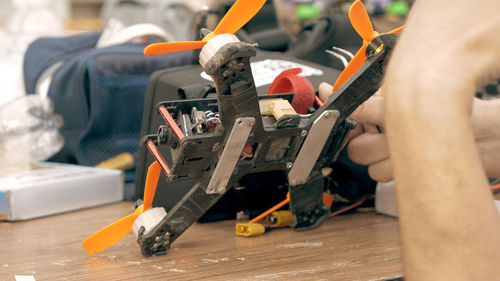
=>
[0,202,403,281]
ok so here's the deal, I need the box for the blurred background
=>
[0,0,410,32]
[0,0,410,104]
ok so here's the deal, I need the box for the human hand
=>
[319,82,391,182]
[346,93,392,182]
[319,82,500,182]
[378,1,500,279]
[470,98,500,178]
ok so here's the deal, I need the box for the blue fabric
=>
[23,33,192,182]
[23,33,102,94]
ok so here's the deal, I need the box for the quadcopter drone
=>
[83,0,403,257]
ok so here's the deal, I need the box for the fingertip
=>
[318,82,334,102]
[367,160,393,183]
[349,95,384,125]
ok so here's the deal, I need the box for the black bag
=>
[23,32,193,183]
[287,13,362,70]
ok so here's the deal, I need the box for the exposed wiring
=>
[325,46,354,69]
[332,46,354,60]
[187,110,221,136]
[315,96,325,107]
[242,194,368,237]
[330,198,367,217]
[249,194,290,224]
[491,183,500,192]
[325,50,349,68]
[188,121,201,136]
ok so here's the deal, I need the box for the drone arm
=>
[322,34,398,125]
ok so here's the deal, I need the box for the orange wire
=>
[329,198,366,217]
[315,96,325,107]
[249,193,290,224]
[491,184,500,192]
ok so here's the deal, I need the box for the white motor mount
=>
[199,33,240,69]
[132,207,167,238]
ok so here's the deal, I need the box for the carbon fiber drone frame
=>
[137,33,398,257]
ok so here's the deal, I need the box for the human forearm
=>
[383,0,500,280]
[385,71,500,279]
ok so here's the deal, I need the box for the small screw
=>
[286,162,293,169]
[300,130,308,137]
[324,112,331,119]
[166,174,177,182]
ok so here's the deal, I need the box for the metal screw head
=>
[300,130,308,137]
[286,162,293,169]
[200,28,211,38]
[324,112,331,119]
[166,174,177,183]
[135,199,143,209]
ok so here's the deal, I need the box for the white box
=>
[0,162,123,221]
[375,181,500,217]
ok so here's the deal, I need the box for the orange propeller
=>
[82,161,162,254]
[144,0,267,56]
[332,0,403,92]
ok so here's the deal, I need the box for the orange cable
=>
[330,198,366,217]
[315,96,325,107]
[249,193,290,224]
[491,183,500,192]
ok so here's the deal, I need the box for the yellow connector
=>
[258,98,283,116]
[95,152,134,170]
[235,223,266,237]
[269,210,294,226]
[269,99,298,120]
